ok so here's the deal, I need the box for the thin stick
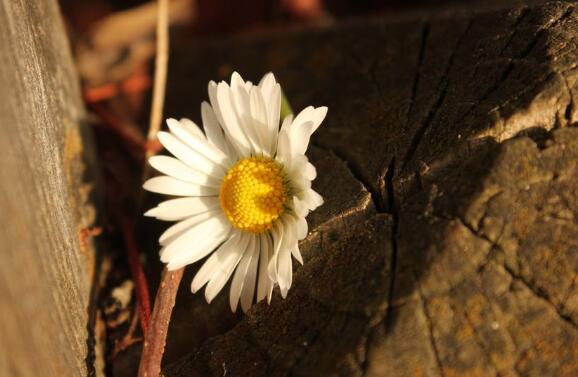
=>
[138,1,185,376]
[146,0,170,154]
[138,268,183,377]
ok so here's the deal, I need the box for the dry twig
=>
[138,268,184,377]
[138,1,185,375]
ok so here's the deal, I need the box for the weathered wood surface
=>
[152,1,578,376]
[0,1,97,376]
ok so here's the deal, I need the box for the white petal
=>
[258,72,276,100]
[267,280,275,304]
[230,73,261,154]
[158,209,219,246]
[266,84,281,152]
[201,101,231,156]
[191,232,240,293]
[276,129,292,170]
[280,114,293,132]
[291,106,314,130]
[158,132,224,178]
[166,229,229,271]
[229,235,257,312]
[296,215,308,240]
[249,87,270,155]
[303,188,324,211]
[257,233,272,303]
[268,222,283,283]
[311,106,328,131]
[143,176,217,197]
[144,197,219,221]
[216,82,251,156]
[304,161,317,180]
[292,245,304,265]
[149,156,219,187]
[279,243,292,299]
[166,118,229,165]
[205,232,251,303]
[292,196,308,218]
[240,246,259,312]
[290,121,314,156]
[277,218,295,294]
[160,213,230,264]
[208,81,225,127]
[177,118,205,140]
[289,155,316,182]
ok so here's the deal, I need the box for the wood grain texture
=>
[150,1,578,376]
[0,1,97,376]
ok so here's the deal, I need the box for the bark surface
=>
[155,1,578,376]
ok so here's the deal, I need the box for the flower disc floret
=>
[219,157,288,233]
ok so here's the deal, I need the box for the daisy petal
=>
[177,118,205,140]
[158,131,224,178]
[160,214,230,264]
[266,84,281,149]
[166,118,229,165]
[143,176,217,197]
[276,129,292,169]
[249,87,270,155]
[304,188,324,211]
[289,155,316,182]
[201,101,231,156]
[158,210,216,245]
[280,114,293,133]
[311,106,328,131]
[166,230,228,271]
[191,232,240,293]
[229,235,257,312]
[278,245,292,299]
[291,106,314,129]
[268,222,284,283]
[205,232,251,303]
[149,156,219,187]
[292,246,304,265]
[144,197,219,221]
[290,121,314,156]
[296,215,308,240]
[231,73,261,154]
[240,247,259,312]
[257,233,272,303]
[216,82,252,156]
[277,217,295,294]
[258,72,276,101]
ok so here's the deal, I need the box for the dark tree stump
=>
[157,1,578,376]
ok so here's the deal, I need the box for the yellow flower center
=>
[219,157,288,233]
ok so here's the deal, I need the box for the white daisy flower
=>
[144,72,327,313]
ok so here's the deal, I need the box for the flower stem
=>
[137,267,183,377]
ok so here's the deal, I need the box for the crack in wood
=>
[415,273,446,377]
[502,264,578,332]
[401,18,473,170]
[383,158,398,333]
[312,142,387,213]
[499,7,531,57]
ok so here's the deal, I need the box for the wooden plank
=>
[0,1,97,376]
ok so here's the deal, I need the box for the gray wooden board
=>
[0,1,97,376]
